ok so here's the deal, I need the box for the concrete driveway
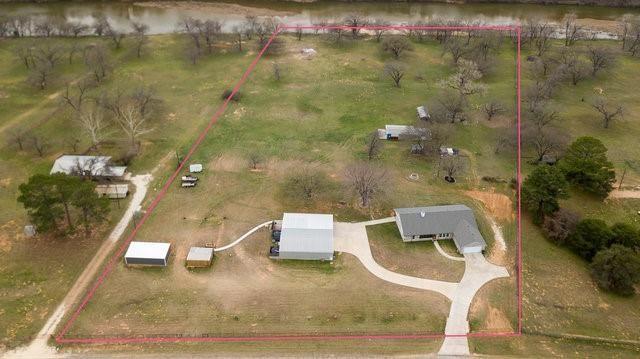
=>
[334,218,510,357]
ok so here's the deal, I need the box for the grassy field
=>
[0,28,639,356]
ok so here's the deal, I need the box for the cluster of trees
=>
[17,173,110,236]
[523,136,616,222]
[543,210,640,295]
[522,137,639,295]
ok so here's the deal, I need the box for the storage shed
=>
[189,164,203,173]
[186,247,214,268]
[276,213,334,260]
[417,105,430,121]
[124,241,171,266]
[95,184,129,199]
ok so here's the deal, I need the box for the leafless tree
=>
[559,48,589,85]
[284,168,327,202]
[473,31,502,62]
[34,18,57,37]
[523,124,567,163]
[423,123,452,157]
[439,155,465,182]
[327,25,346,44]
[13,43,34,69]
[272,63,281,81]
[7,128,28,151]
[178,17,202,50]
[372,19,389,42]
[443,38,471,64]
[185,42,200,65]
[586,46,616,76]
[312,19,328,34]
[28,60,53,90]
[383,61,405,88]
[527,105,560,131]
[61,80,108,148]
[30,134,49,157]
[84,43,111,82]
[67,42,82,65]
[34,43,63,69]
[345,162,388,207]
[366,131,382,160]
[294,25,303,41]
[243,15,258,40]
[524,20,554,57]
[344,14,368,39]
[69,21,89,37]
[248,152,263,170]
[432,91,467,123]
[255,18,278,43]
[93,15,109,37]
[592,96,624,129]
[105,23,125,49]
[562,12,584,46]
[132,22,149,58]
[232,25,244,52]
[200,20,221,54]
[10,16,32,37]
[382,36,412,59]
[103,88,160,148]
[483,101,504,121]
[440,59,486,96]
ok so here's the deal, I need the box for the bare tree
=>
[243,15,258,40]
[284,168,327,202]
[382,36,411,59]
[440,59,486,96]
[327,25,346,44]
[69,21,89,37]
[345,162,388,207]
[247,152,263,170]
[294,25,303,41]
[523,124,567,163]
[527,105,560,131]
[232,25,244,52]
[558,48,588,85]
[526,21,554,57]
[67,42,82,65]
[473,31,502,62]
[7,128,28,151]
[132,22,149,58]
[13,43,34,69]
[272,63,281,81]
[483,101,504,121]
[179,17,202,50]
[432,91,467,123]
[592,96,624,129]
[366,131,382,160]
[103,89,159,148]
[61,80,108,148]
[34,18,57,37]
[383,61,405,88]
[562,12,584,46]
[34,43,63,69]
[200,20,221,54]
[439,155,465,182]
[344,14,368,39]
[372,19,389,42]
[185,42,200,65]
[586,46,615,76]
[93,15,109,37]
[28,59,53,90]
[84,44,111,82]
[30,134,49,157]
[105,23,125,49]
[443,38,471,64]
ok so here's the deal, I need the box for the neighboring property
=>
[95,183,129,199]
[417,105,430,121]
[378,125,411,140]
[50,155,127,181]
[185,247,214,268]
[273,213,334,260]
[394,205,487,254]
[124,241,171,266]
[189,164,203,173]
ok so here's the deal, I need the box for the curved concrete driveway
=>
[334,221,458,300]
[214,221,272,252]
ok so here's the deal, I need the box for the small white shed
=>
[189,164,203,173]
[124,241,171,266]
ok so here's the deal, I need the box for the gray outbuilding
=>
[277,213,334,260]
[124,241,171,266]
[394,205,487,254]
[186,246,214,268]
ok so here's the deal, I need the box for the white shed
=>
[189,164,203,173]
[277,213,334,260]
[124,241,171,266]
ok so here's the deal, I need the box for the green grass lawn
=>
[0,30,639,356]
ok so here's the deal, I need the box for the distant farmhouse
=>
[394,205,487,254]
[273,213,334,261]
[50,155,127,181]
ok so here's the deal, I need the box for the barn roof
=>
[279,213,334,254]
[125,241,171,260]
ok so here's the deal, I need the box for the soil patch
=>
[465,190,514,222]
[135,1,296,17]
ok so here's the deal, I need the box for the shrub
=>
[590,245,640,296]
[609,222,640,252]
[567,219,613,261]
[542,208,581,246]
[221,89,242,102]
[521,165,569,224]
[560,136,616,196]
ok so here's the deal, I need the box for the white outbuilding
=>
[124,241,171,266]
[277,213,334,261]
[189,164,203,173]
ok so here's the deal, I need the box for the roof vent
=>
[420,211,426,218]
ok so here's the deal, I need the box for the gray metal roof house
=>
[50,155,127,179]
[277,213,334,260]
[394,205,486,254]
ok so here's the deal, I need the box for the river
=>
[0,0,638,35]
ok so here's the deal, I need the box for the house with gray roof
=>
[50,155,127,180]
[276,213,334,260]
[393,205,486,254]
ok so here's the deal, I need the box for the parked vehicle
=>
[182,175,198,182]
[181,182,197,188]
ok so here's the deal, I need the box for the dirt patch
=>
[135,1,296,17]
[465,190,514,222]
[0,91,9,99]
[209,154,246,173]
[576,18,618,33]
[470,296,513,333]
[0,220,24,253]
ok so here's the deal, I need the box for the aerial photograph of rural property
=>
[1,0,639,358]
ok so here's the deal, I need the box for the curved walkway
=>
[214,221,272,252]
[434,240,466,262]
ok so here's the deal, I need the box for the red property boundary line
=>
[55,24,523,345]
